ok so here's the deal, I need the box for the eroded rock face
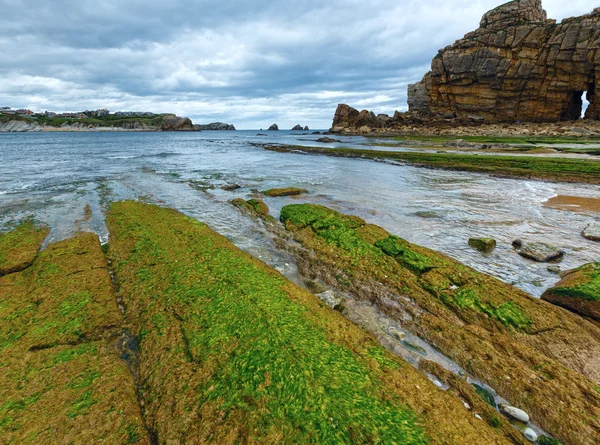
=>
[408,1,600,123]
[160,114,196,131]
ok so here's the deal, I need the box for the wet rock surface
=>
[469,237,497,253]
[514,241,565,262]
[582,222,600,241]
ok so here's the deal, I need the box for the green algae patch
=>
[262,187,308,197]
[276,204,600,445]
[0,221,49,276]
[542,262,600,321]
[0,341,147,444]
[468,238,496,253]
[231,198,276,223]
[24,233,123,350]
[0,233,148,444]
[107,201,514,445]
[375,235,436,274]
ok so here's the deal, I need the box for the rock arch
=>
[408,0,600,123]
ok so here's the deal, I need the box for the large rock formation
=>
[160,114,197,131]
[194,122,236,130]
[408,1,600,122]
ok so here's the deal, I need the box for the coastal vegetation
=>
[261,144,600,184]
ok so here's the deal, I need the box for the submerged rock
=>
[514,241,564,262]
[415,211,441,219]
[582,223,600,241]
[316,137,341,143]
[468,237,496,253]
[498,403,529,423]
[221,184,242,191]
[542,262,600,321]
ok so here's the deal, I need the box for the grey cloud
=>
[0,0,594,128]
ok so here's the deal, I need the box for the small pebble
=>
[523,427,537,442]
[499,403,529,423]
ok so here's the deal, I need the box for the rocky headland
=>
[331,0,600,135]
[0,114,236,133]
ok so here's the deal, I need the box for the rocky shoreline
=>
[0,115,236,133]
[233,199,600,445]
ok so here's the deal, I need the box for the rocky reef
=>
[3,203,541,444]
[243,202,600,445]
[409,0,600,123]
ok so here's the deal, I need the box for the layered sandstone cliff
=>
[408,0,600,122]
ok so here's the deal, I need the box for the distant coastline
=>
[0,109,235,132]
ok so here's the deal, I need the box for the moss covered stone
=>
[0,221,49,276]
[276,204,600,445]
[542,262,600,321]
[0,231,147,444]
[106,201,516,445]
[262,187,308,197]
[468,238,496,253]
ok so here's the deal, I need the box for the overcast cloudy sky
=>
[0,1,594,129]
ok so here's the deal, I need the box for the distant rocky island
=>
[331,0,600,135]
[0,108,236,132]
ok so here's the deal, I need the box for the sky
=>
[0,1,594,129]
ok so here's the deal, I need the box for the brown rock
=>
[408,1,600,123]
[160,114,196,131]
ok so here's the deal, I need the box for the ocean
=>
[1,130,599,296]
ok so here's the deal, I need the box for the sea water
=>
[1,130,599,297]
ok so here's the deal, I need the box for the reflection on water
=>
[1,130,599,296]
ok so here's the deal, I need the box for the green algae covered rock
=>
[542,262,600,321]
[262,187,308,197]
[0,232,148,444]
[0,220,49,276]
[106,201,517,445]
[277,204,600,445]
[468,237,496,253]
